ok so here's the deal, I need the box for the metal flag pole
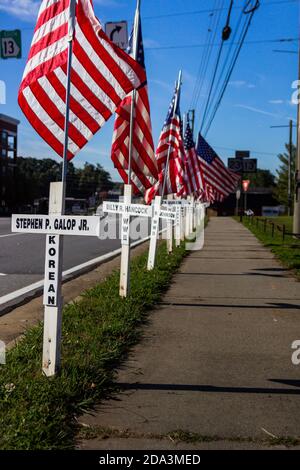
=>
[127,0,140,184]
[147,72,182,270]
[161,70,182,198]
[42,0,76,376]
[119,0,140,297]
[61,0,76,209]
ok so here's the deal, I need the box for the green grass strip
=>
[235,216,300,279]
[0,241,186,450]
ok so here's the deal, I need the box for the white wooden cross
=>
[11,182,101,376]
[102,194,153,296]
[147,196,178,270]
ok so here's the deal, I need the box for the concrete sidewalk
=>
[78,217,300,450]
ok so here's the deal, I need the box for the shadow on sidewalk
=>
[159,302,300,310]
[116,380,300,395]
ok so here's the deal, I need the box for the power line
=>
[190,0,224,111]
[145,37,298,51]
[213,145,278,156]
[143,0,297,20]
[199,0,238,134]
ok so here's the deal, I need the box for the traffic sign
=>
[235,150,250,159]
[242,180,251,192]
[236,189,241,200]
[228,158,257,173]
[105,21,128,50]
[242,158,257,173]
[0,30,21,59]
[228,158,243,172]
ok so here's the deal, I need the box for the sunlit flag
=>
[197,133,240,201]
[111,8,158,195]
[145,86,185,203]
[18,0,146,160]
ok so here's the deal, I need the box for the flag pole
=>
[61,0,76,210]
[161,70,182,198]
[42,0,76,377]
[120,0,140,297]
[127,0,141,183]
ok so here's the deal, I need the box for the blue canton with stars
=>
[196,133,218,164]
[127,12,145,69]
[184,123,195,151]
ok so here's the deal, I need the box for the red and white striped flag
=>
[183,122,204,196]
[197,133,240,201]
[18,0,146,160]
[111,8,158,195]
[145,86,186,203]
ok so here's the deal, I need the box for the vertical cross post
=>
[42,182,64,376]
[147,195,161,270]
[119,184,132,297]
[166,194,173,253]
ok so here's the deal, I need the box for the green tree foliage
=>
[13,157,113,207]
[243,168,276,188]
[273,143,296,209]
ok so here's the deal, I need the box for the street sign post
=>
[105,21,128,50]
[0,30,22,59]
[235,150,250,159]
[235,189,241,216]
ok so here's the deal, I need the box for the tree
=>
[10,157,113,208]
[77,163,113,199]
[243,168,276,188]
[273,143,296,210]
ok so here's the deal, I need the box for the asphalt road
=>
[0,216,150,299]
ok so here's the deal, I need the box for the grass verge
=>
[0,241,186,450]
[235,216,300,279]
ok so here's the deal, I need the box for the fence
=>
[240,215,300,242]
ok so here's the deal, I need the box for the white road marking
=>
[0,231,164,308]
[0,273,7,276]
[0,233,25,239]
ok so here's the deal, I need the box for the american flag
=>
[197,133,240,201]
[183,122,204,196]
[145,85,185,203]
[18,0,146,160]
[111,8,158,195]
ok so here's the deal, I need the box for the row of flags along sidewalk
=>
[12,0,241,376]
[18,0,240,204]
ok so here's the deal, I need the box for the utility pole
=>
[273,46,299,230]
[293,45,300,235]
[270,123,296,217]
[288,119,293,216]
[188,109,195,138]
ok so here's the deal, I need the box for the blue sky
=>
[0,0,298,181]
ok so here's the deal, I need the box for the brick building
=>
[0,113,20,214]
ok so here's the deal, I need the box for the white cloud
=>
[234,104,279,118]
[143,38,161,48]
[269,99,284,104]
[0,0,120,20]
[229,80,255,89]
[0,0,40,20]
[149,79,173,92]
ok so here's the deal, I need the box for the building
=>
[211,187,279,216]
[0,113,20,214]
